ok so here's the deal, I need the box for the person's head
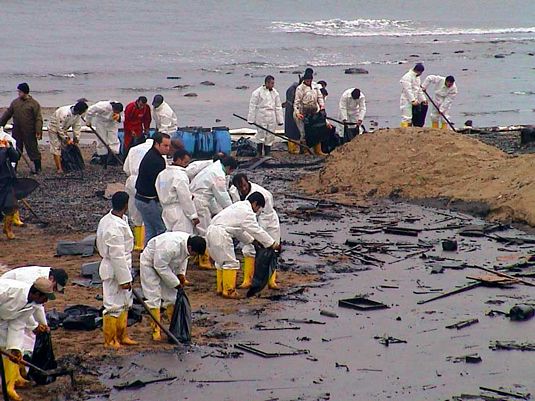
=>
[110,102,123,113]
[221,156,238,175]
[170,138,185,153]
[413,63,425,76]
[72,101,88,115]
[152,94,164,108]
[17,83,30,99]
[351,88,361,100]
[303,68,314,86]
[152,132,171,155]
[187,235,207,256]
[264,75,275,90]
[232,173,251,197]
[445,75,455,88]
[213,152,226,161]
[49,268,68,293]
[29,277,56,304]
[317,80,327,89]
[136,96,148,108]
[172,148,192,167]
[111,191,129,214]
[247,191,266,213]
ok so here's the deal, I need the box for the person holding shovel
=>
[48,101,88,174]
[85,100,123,164]
[421,75,458,129]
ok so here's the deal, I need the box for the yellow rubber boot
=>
[431,120,439,129]
[166,305,174,321]
[222,269,239,299]
[441,122,448,129]
[400,121,411,128]
[103,314,120,349]
[216,269,223,295]
[117,311,138,346]
[198,249,214,270]
[268,271,280,290]
[3,357,23,401]
[149,308,161,341]
[133,226,145,252]
[3,213,15,240]
[239,256,255,289]
[12,211,24,227]
[287,141,299,154]
[313,143,326,156]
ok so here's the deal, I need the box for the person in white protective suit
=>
[185,152,227,181]
[338,88,366,138]
[86,100,123,159]
[156,149,200,233]
[247,75,284,156]
[140,232,206,341]
[229,173,281,290]
[0,277,55,401]
[399,63,427,127]
[123,137,154,251]
[206,192,279,299]
[1,266,68,351]
[48,101,88,174]
[421,75,458,129]
[152,95,178,135]
[96,191,137,349]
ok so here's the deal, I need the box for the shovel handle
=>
[0,349,48,375]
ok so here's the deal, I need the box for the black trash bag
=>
[128,304,144,327]
[412,104,428,127]
[321,125,340,154]
[235,137,257,157]
[169,288,192,344]
[62,305,102,331]
[27,332,58,385]
[14,177,40,200]
[304,111,328,147]
[45,309,67,331]
[247,248,278,298]
[509,304,535,321]
[61,144,85,172]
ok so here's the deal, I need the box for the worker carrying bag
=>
[169,287,192,344]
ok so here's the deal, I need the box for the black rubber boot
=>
[264,145,271,156]
[256,143,264,156]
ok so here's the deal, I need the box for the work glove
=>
[271,242,281,251]
[411,100,419,106]
[8,349,22,364]
[120,282,132,290]
[73,137,80,145]
[192,218,200,226]
[33,324,50,334]
[36,132,43,140]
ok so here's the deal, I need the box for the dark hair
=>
[351,88,361,99]
[414,63,425,73]
[445,75,455,84]
[187,236,207,254]
[73,101,88,114]
[320,87,328,97]
[137,96,148,103]
[247,191,265,208]
[50,268,68,287]
[152,132,170,145]
[232,172,249,187]
[265,75,275,84]
[221,156,238,170]
[173,148,191,161]
[112,191,129,211]
[111,102,123,113]
[317,80,327,87]
[213,152,226,161]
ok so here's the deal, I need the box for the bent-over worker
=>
[338,88,366,140]
[96,191,137,349]
[399,63,426,127]
[206,192,278,299]
[421,75,458,129]
[86,100,123,161]
[140,232,206,341]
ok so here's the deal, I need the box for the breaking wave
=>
[271,19,535,37]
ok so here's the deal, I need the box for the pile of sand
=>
[302,127,535,225]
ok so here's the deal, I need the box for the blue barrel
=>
[212,126,231,155]
[195,128,215,158]
[173,127,196,154]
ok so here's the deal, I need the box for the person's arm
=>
[440,86,458,115]
[176,177,199,222]
[421,75,442,91]
[156,171,173,205]
[316,86,325,109]
[293,86,303,115]
[143,105,152,133]
[34,305,48,326]
[247,89,259,123]
[72,115,82,143]
[0,102,14,127]
[153,249,181,289]
[6,314,30,352]
[339,92,348,121]
[211,174,232,209]
[358,94,366,122]
[400,74,416,103]
[243,210,275,248]
[34,101,43,140]
[228,186,240,203]
[7,146,20,163]
[106,230,133,285]
[275,90,284,125]
[123,103,136,133]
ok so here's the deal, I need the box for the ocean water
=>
[0,0,534,127]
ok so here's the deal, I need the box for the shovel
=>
[80,117,124,167]
[20,199,49,228]
[422,88,457,131]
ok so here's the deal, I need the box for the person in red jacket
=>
[123,96,152,152]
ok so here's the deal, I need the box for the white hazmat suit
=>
[96,211,133,317]
[156,165,198,233]
[86,101,121,156]
[421,75,458,127]
[140,231,191,309]
[189,160,232,235]
[338,88,366,135]
[293,82,325,140]
[247,85,284,146]
[206,201,274,270]
[186,159,213,181]
[153,101,178,135]
[48,105,83,156]
[399,69,426,125]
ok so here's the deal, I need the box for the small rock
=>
[225,71,233,75]
[462,68,468,71]
[200,81,215,86]
[528,53,534,56]
[215,119,221,122]
[292,70,302,74]
[432,52,440,55]
[409,54,419,57]
[454,50,464,54]
[172,84,190,89]
[235,85,249,90]
[166,76,181,80]
[494,54,506,58]
[184,93,198,97]
[329,186,339,194]
[344,67,369,75]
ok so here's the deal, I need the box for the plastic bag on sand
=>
[247,248,278,298]
[28,332,58,385]
[169,288,192,344]
[61,144,85,172]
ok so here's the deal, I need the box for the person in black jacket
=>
[0,138,21,239]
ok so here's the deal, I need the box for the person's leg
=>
[239,244,255,289]
[49,130,64,173]
[102,278,122,349]
[400,98,413,127]
[140,262,164,340]
[24,132,41,172]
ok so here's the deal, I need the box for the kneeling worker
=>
[0,277,55,401]
[140,232,206,340]
[206,192,278,299]
[96,191,137,349]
